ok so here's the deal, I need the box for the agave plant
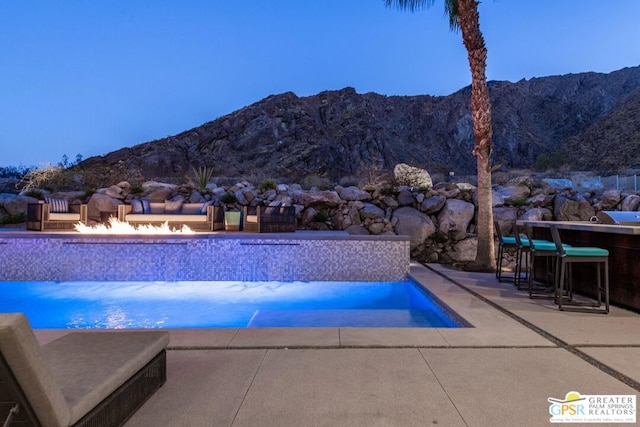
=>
[191,166,214,193]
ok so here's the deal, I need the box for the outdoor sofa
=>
[0,313,169,427]
[243,204,296,233]
[26,199,88,231]
[118,199,224,231]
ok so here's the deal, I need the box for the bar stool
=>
[494,220,518,283]
[519,225,565,298]
[549,225,610,314]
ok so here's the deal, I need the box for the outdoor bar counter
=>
[520,220,640,312]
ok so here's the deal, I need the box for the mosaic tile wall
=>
[0,234,410,282]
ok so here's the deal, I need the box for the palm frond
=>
[384,0,460,32]
[384,0,436,13]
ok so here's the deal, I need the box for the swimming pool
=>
[0,279,467,328]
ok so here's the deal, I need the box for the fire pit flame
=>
[75,217,195,235]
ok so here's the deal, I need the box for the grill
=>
[595,211,640,225]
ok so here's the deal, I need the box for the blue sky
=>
[1,0,639,168]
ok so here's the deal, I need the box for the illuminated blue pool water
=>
[0,280,465,328]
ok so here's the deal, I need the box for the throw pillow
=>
[199,200,214,215]
[44,197,68,213]
[130,199,144,214]
[164,199,184,214]
[141,199,151,213]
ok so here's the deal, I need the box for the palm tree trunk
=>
[457,0,495,270]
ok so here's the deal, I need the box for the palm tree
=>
[385,0,495,271]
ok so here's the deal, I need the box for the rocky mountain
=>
[80,66,640,183]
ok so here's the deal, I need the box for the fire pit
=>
[74,217,195,235]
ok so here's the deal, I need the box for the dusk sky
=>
[2,0,639,168]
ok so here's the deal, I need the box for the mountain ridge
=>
[80,65,640,183]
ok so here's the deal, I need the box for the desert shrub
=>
[258,179,277,192]
[18,164,81,192]
[379,185,397,196]
[82,188,96,199]
[358,163,391,186]
[510,198,529,207]
[535,150,567,172]
[430,231,448,244]
[0,213,26,225]
[312,211,329,223]
[24,189,44,199]
[220,192,237,204]
[129,183,144,194]
[303,174,332,190]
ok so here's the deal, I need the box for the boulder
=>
[359,203,385,221]
[144,186,174,202]
[189,191,206,203]
[368,222,386,235]
[497,185,531,205]
[87,193,122,220]
[598,189,621,210]
[234,190,249,205]
[396,189,414,206]
[620,194,640,211]
[527,193,554,208]
[420,195,446,214]
[492,207,519,235]
[450,238,477,262]
[392,206,436,250]
[437,199,475,241]
[338,186,371,201]
[104,185,124,199]
[554,194,595,221]
[48,191,86,202]
[518,207,553,222]
[491,189,503,207]
[346,203,362,226]
[142,181,178,191]
[381,195,399,209]
[0,195,39,216]
[300,207,318,226]
[542,178,573,191]
[291,190,342,208]
[393,163,432,188]
[345,225,370,235]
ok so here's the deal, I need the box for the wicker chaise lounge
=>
[243,205,296,233]
[118,200,224,231]
[0,313,169,427]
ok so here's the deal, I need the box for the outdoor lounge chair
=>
[243,204,296,233]
[26,201,88,231]
[0,313,169,427]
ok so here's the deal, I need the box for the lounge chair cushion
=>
[130,199,144,214]
[49,213,81,221]
[125,214,208,222]
[41,331,169,425]
[0,313,71,427]
[163,199,184,214]
[45,197,69,213]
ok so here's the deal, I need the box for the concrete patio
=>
[34,262,640,426]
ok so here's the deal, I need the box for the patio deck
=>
[32,262,640,427]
